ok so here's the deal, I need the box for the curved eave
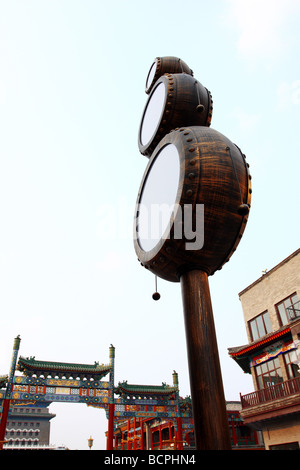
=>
[0,375,8,388]
[116,382,178,396]
[17,356,112,375]
[228,327,291,374]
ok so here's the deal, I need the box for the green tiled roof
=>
[0,375,8,388]
[116,380,178,396]
[17,356,111,374]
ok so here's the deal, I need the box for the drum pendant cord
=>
[152,275,161,301]
[226,146,250,216]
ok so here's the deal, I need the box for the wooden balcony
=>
[241,376,300,408]
[240,376,300,426]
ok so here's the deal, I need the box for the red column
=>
[176,417,183,450]
[150,424,153,450]
[107,345,115,451]
[127,419,131,450]
[168,422,172,444]
[0,336,21,450]
[159,424,162,449]
[0,399,10,450]
[140,419,144,450]
[107,403,115,450]
[133,418,137,450]
[230,419,237,446]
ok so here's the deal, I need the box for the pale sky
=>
[0,0,299,449]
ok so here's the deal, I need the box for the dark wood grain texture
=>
[181,269,232,449]
[134,126,252,282]
[145,56,193,94]
[139,74,213,157]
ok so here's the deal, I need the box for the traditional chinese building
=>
[113,381,182,450]
[110,381,262,450]
[229,248,300,450]
[17,356,112,380]
[1,370,56,449]
[2,401,56,449]
[0,352,113,449]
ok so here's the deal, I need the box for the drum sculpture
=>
[139,73,213,157]
[145,56,193,94]
[134,57,252,450]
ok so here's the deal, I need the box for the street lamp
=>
[87,436,94,450]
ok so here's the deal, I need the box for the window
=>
[270,442,299,450]
[276,293,299,326]
[249,311,272,341]
[255,357,283,390]
[284,351,300,379]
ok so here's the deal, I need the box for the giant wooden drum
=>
[138,74,213,157]
[145,56,193,94]
[134,126,251,282]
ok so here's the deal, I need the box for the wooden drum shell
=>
[145,56,193,94]
[134,126,252,282]
[138,74,213,157]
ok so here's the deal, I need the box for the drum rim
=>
[134,126,252,282]
[138,73,213,157]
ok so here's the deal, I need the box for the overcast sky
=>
[0,0,299,449]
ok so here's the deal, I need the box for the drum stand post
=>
[180,269,232,450]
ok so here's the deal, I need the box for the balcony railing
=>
[287,300,300,322]
[241,375,300,409]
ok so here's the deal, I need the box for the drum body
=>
[145,56,193,94]
[134,126,252,282]
[138,74,213,157]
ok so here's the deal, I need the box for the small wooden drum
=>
[138,73,213,157]
[145,56,193,94]
[134,126,252,282]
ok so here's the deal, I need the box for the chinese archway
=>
[0,337,187,450]
[0,337,260,450]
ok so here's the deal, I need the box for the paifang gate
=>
[0,338,189,450]
[0,338,115,449]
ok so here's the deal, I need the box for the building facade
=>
[229,248,300,450]
[109,379,262,450]
[111,401,262,450]
[1,353,113,450]
[1,401,56,449]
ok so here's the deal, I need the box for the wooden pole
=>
[180,270,231,450]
